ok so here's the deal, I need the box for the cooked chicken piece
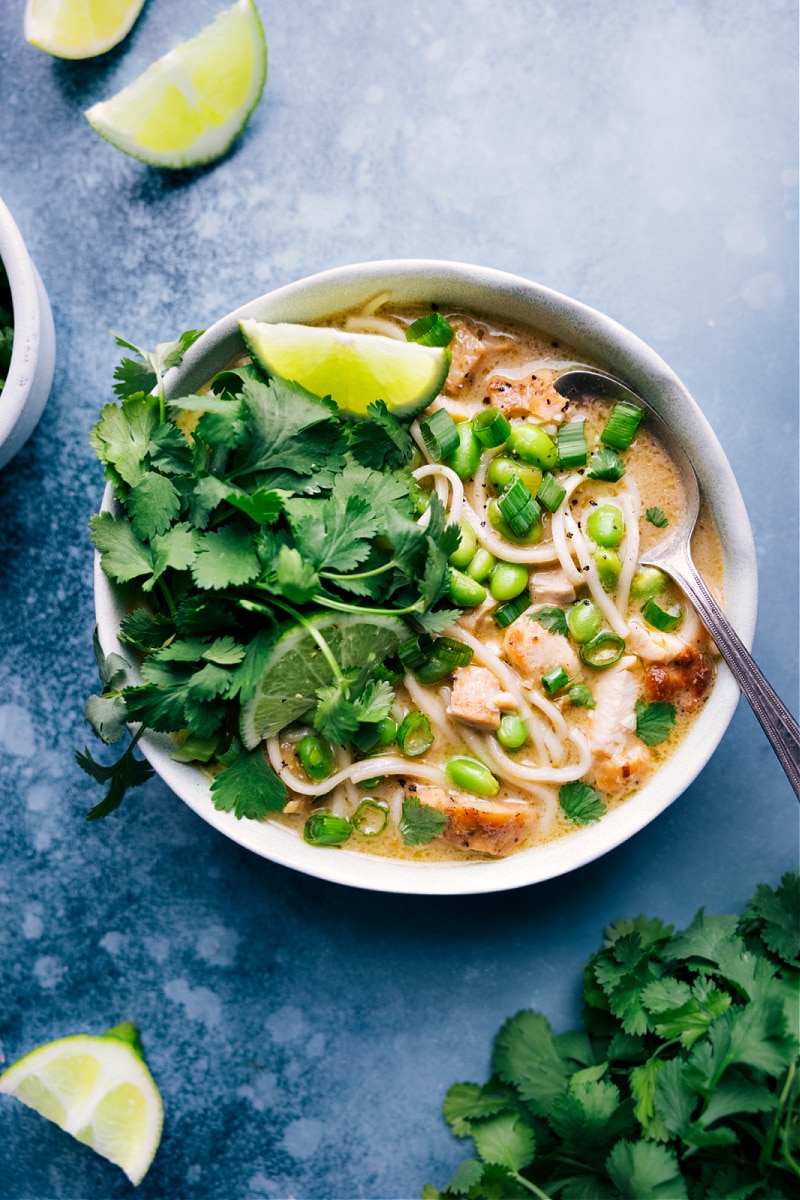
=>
[625,609,704,663]
[413,784,535,856]
[503,618,581,684]
[456,595,500,641]
[644,645,714,712]
[530,567,576,607]
[586,661,652,791]
[443,321,489,395]
[447,665,510,730]
[486,374,569,422]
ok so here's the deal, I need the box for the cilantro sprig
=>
[80,328,463,819]
[425,873,800,1200]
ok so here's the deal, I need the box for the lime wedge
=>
[240,612,407,747]
[25,0,145,59]
[0,1024,163,1186]
[84,0,267,168]
[239,319,451,419]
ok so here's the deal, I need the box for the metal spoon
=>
[553,368,800,799]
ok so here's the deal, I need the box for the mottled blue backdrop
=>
[0,1,797,1197]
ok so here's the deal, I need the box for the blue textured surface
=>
[0,1,797,1197]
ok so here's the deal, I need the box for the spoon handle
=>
[659,550,800,799]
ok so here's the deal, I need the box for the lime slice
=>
[239,319,451,419]
[0,1023,163,1186]
[240,612,407,747]
[25,0,145,59]
[84,0,267,169]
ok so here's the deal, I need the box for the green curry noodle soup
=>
[81,297,723,862]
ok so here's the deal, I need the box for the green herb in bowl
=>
[0,260,13,394]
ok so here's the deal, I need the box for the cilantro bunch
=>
[425,873,800,1200]
[79,331,460,820]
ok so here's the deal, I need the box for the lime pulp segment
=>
[240,613,407,747]
[239,319,451,419]
[25,0,146,59]
[0,1032,163,1186]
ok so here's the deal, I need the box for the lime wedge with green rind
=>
[25,0,145,59]
[0,1025,163,1186]
[239,319,451,420]
[239,612,407,747]
[84,0,267,169]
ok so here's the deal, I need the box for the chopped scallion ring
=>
[419,408,459,460]
[396,711,434,756]
[493,592,531,628]
[601,401,644,450]
[414,636,474,684]
[398,634,434,673]
[473,407,512,447]
[303,813,353,846]
[556,420,587,468]
[579,631,626,668]
[642,596,683,632]
[352,798,389,837]
[541,665,570,695]
[406,312,454,346]
[497,475,541,537]
[536,472,567,513]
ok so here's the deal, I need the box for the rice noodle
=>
[412,463,464,527]
[343,315,406,339]
[266,739,448,796]
[563,507,629,636]
[615,480,641,621]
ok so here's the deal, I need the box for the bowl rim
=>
[94,258,758,895]
[0,195,54,459]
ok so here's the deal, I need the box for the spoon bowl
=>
[554,368,800,799]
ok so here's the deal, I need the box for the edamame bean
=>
[630,566,668,601]
[593,548,622,593]
[448,519,477,568]
[507,423,558,470]
[586,504,625,547]
[487,457,543,495]
[296,735,334,781]
[497,713,528,749]
[490,562,529,601]
[446,757,500,797]
[466,548,496,582]
[375,717,397,746]
[446,421,482,480]
[567,599,603,643]
[448,568,488,607]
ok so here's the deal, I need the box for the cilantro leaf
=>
[209,747,288,819]
[471,1112,535,1174]
[533,606,568,636]
[559,780,606,824]
[442,1084,511,1138]
[89,512,154,585]
[236,374,346,482]
[274,545,320,604]
[191,525,262,590]
[646,507,669,529]
[605,1139,687,1199]
[112,329,203,399]
[443,1158,484,1195]
[492,1010,570,1115]
[742,874,800,968]
[128,472,182,541]
[634,700,676,746]
[89,395,159,488]
[347,400,414,469]
[398,796,448,846]
[587,447,626,482]
[76,742,154,820]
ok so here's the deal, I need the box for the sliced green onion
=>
[473,407,512,447]
[498,475,541,537]
[569,683,596,708]
[642,596,683,632]
[397,712,434,756]
[374,657,404,686]
[352,798,389,837]
[556,420,587,468]
[580,631,626,668]
[358,775,384,790]
[536,472,567,513]
[303,814,352,846]
[601,401,644,450]
[414,636,474,684]
[542,665,570,695]
[493,593,531,628]
[419,408,459,460]
[296,735,334,781]
[406,312,454,346]
[398,634,434,672]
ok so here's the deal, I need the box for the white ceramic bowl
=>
[94,260,757,894]
[0,196,56,471]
